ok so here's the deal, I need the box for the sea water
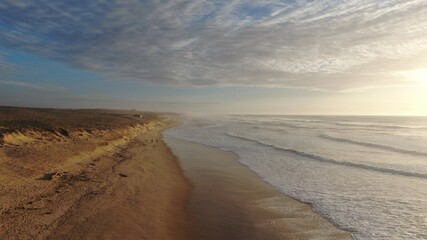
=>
[165,115,427,240]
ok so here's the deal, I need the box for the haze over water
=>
[167,115,427,239]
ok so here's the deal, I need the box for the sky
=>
[0,0,426,115]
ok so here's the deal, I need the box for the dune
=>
[0,106,188,240]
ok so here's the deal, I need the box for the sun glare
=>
[404,68,427,85]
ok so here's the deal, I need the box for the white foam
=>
[165,116,427,239]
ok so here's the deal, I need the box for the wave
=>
[227,118,427,133]
[274,118,323,123]
[269,122,314,129]
[333,122,427,130]
[269,118,427,130]
[321,134,427,157]
[226,132,427,179]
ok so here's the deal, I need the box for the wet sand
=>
[165,135,351,240]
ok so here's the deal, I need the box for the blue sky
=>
[0,0,426,115]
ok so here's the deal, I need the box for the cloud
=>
[0,80,65,92]
[0,52,13,71]
[0,0,426,90]
[0,60,9,71]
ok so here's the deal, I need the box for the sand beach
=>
[0,106,350,239]
[0,107,188,239]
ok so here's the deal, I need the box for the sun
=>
[404,68,427,85]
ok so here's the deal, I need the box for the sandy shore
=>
[0,107,189,239]
[1,106,351,239]
[165,135,352,240]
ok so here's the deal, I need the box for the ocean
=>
[165,115,427,240]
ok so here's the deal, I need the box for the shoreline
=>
[204,141,353,237]
[1,106,351,239]
[164,134,352,240]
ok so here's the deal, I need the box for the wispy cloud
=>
[0,0,426,90]
[0,52,13,71]
[0,80,65,92]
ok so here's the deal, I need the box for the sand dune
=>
[0,107,188,239]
